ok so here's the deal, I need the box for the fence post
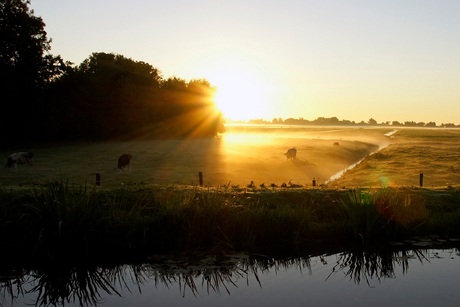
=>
[199,172,203,187]
[312,177,316,187]
[96,173,101,186]
[419,173,423,187]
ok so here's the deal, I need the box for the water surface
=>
[3,244,460,307]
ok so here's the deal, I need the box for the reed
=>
[27,178,104,259]
[0,179,459,264]
[338,188,380,243]
[373,188,428,236]
[338,188,430,245]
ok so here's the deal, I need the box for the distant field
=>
[331,128,460,188]
[1,126,459,189]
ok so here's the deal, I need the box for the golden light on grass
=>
[2,127,458,189]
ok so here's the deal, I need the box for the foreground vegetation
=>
[1,179,460,265]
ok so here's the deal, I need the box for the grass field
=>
[331,128,460,188]
[2,126,459,189]
[1,125,400,189]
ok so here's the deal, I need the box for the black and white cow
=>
[117,154,132,172]
[284,148,297,161]
[5,152,34,170]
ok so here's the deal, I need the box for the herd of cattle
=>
[4,152,134,172]
[5,147,304,172]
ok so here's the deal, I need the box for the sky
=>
[30,0,460,124]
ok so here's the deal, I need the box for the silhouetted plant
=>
[26,179,103,259]
[339,189,381,243]
[0,181,457,264]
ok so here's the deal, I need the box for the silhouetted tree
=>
[314,117,340,125]
[0,0,65,146]
[368,118,378,126]
[158,77,223,137]
[46,53,223,141]
[341,119,356,125]
[441,123,457,128]
[47,52,163,140]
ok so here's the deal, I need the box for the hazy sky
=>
[31,0,460,124]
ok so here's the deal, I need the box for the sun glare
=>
[210,68,269,121]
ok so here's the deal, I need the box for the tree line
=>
[45,53,224,142]
[249,117,459,128]
[1,0,224,148]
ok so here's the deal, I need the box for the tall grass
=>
[339,188,429,245]
[339,189,379,243]
[27,179,103,259]
[0,179,458,264]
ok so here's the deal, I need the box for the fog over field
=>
[1,126,393,188]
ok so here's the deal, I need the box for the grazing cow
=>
[117,154,132,172]
[284,148,297,161]
[333,142,340,146]
[5,152,34,170]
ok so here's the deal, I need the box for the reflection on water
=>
[2,246,460,306]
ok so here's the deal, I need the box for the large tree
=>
[48,52,224,141]
[47,52,164,140]
[0,1,223,144]
[0,0,65,145]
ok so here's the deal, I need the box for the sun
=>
[209,68,269,121]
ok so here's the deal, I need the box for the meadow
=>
[331,127,460,188]
[1,125,393,189]
[1,126,460,265]
[2,126,459,189]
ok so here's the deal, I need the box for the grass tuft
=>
[0,179,459,264]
